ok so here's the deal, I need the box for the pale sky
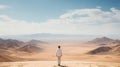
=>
[0,0,120,36]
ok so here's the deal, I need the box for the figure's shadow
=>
[60,65,68,67]
[54,65,68,67]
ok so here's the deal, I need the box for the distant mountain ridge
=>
[87,37,120,45]
[0,38,47,61]
[0,38,25,49]
[0,38,46,52]
[87,37,120,55]
[27,39,47,45]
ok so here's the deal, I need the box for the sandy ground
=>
[12,43,120,62]
[0,42,120,63]
[0,61,120,67]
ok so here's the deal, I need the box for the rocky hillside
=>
[27,39,47,45]
[0,38,47,61]
[0,38,45,52]
[87,37,120,45]
[0,38,25,49]
[18,43,42,53]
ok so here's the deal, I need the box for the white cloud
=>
[0,15,17,22]
[0,5,9,9]
[0,8,120,35]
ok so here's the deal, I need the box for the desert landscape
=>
[0,37,120,67]
[0,0,120,67]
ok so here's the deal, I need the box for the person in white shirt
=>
[56,45,62,66]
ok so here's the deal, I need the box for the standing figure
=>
[56,45,62,66]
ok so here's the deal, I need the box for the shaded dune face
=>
[111,45,120,55]
[87,47,112,54]
[0,55,12,62]
[87,44,120,55]
[18,44,42,53]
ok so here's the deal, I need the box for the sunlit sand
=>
[0,61,120,67]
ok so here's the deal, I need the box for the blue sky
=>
[0,0,120,22]
[0,0,120,36]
